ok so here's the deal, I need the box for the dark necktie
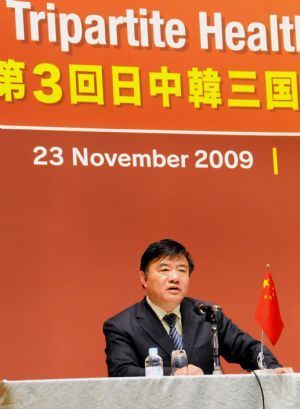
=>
[163,313,184,350]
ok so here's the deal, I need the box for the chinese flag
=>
[254,270,284,345]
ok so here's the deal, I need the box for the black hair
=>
[140,239,194,274]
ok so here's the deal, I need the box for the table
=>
[1,373,299,409]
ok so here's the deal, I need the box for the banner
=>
[1,0,300,131]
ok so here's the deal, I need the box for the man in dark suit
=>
[103,239,290,376]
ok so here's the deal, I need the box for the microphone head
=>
[194,302,222,315]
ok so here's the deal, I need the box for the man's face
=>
[140,254,190,312]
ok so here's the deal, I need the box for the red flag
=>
[254,269,284,345]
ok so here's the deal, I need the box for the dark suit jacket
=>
[103,297,280,377]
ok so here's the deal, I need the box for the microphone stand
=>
[204,307,223,375]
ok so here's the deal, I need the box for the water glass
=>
[171,349,188,375]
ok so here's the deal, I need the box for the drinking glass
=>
[171,350,188,375]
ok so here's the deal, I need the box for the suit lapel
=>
[136,299,175,356]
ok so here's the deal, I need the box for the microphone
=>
[194,302,222,315]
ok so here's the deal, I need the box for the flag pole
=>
[257,264,270,370]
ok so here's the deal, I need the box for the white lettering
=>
[59,13,82,52]
[139,8,149,47]
[30,11,46,41]
[270,15,279,52]
[118,153,131,167]
[90,153,104,167]
[225,22,245,51]
[279,16,295,52]
[199,12,223,50]
[109,16,124,46]
[73,147,88,166]
[247,23,267,51]
[165,19,186,49]
[150,10,165,47]
[132,153,152,167]
[125,9,139,47]
[6,0,31,40]
[6,4,300,55]
[47,3,57,42]
[104,153,118,167]
[295,16,300,51]
[85,15,107,45]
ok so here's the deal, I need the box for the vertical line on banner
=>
[272,147,279,175]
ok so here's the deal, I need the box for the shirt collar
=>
[146,296,181,321]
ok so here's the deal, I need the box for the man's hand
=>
[273,367,294,374]
[174,364,204,376]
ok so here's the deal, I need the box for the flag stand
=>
[256,329,276,373]
[257,330,266,369]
